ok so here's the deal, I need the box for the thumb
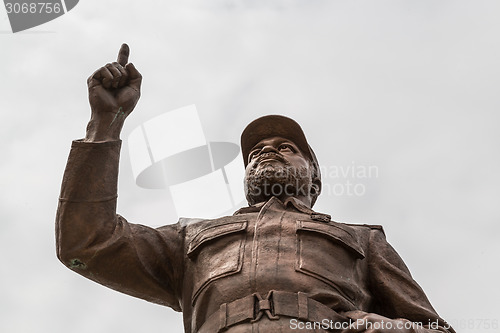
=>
[125,63,142,91]
[342,310,368,320]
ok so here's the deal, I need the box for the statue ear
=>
[311,179,321,195]
[309,178,321,208]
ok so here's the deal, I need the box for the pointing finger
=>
[117,43,130,66]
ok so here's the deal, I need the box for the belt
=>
[198,290,349,332]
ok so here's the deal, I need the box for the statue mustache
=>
[253,152,290,167]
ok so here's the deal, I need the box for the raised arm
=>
[56,45,183,310]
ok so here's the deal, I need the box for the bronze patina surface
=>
[56,44,455,333]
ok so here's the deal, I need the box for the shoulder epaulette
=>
[342,223,385,235]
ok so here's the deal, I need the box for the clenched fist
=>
[85,43,142,142]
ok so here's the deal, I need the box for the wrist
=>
[84,113,125,142]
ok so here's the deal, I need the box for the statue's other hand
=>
[342,310,415,333]
[87,43,142,118]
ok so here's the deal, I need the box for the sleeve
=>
[367,228,455,333]
[56,140,184,311]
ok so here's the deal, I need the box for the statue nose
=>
[260,145,279,154]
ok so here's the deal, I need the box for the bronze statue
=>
[56,44,455,333]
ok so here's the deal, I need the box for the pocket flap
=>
[188,221,247,257]
[297,220,365,259]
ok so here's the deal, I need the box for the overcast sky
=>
[1,1,499,332]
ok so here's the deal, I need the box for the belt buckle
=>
[251,291,279,322]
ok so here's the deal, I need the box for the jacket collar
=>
[233,196,331,222]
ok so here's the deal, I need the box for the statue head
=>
[241,115,321,208]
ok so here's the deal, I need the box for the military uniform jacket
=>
[56,140,455,333]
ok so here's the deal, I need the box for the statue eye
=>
[278,144,294,152]
[249,149,260,161]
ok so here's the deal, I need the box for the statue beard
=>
[244,162,313,205]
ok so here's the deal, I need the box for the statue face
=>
[244,136,314,205]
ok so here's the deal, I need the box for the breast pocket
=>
[295,220,365,302]
[187,220,247,304]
